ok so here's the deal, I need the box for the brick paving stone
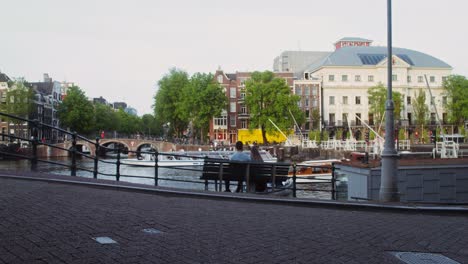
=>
[1,172,468,263]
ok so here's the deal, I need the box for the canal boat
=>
[121,150,277,167]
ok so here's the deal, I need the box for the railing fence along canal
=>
[0,112,342,199]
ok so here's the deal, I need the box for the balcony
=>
[238,111,250,119]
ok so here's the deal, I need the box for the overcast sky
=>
[1,0,467,115]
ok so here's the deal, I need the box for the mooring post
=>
[71,132,77,176]
[93,137,100,179]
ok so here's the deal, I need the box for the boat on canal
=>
[121,150,277,167]
[289,159,341,183]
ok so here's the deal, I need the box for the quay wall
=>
[337,162,468,203]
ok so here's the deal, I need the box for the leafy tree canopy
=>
[154,68,190,137]
[443,75,468,125]
[58,86,95,134]
[411,89,428,126]
[367,83,403,126]
[0,79,34,120]
[245,71,303,144]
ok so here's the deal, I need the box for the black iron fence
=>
[0,112,342,200]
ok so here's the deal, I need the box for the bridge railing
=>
[0,112,342,200]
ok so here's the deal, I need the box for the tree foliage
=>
[367,83,403,127]
[94,102,120,133]
[443,75,468,125]
[0,79,34,119]
[245,71,304,144]
[411,89,428,126]
[154,69,227,142]
[154,68,190,137]
[181,73,227,143]
[57,86,95,134]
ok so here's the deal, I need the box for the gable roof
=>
[305,46,451,73]
[0,72,11,83]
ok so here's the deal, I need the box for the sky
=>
[1,0,467,115]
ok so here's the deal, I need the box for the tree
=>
[0,79,34,138]
[154,69,190,138]
[115,108,142,136]
[181,73,227,143]
[58,86,95,134]
[443,75,468,125]
[411,89,428,126]
[367,83,403,128]
[245,71,304,144]
[94,102,119,134]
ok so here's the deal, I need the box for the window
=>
[355,75,361,82]
[355,96,361,105]
[418,76,423,83]
[240,89,246,99]
[304,86,310,95]
[305,98,309,107]
[431,96,435,105]
[240,105,247,114]
[430,76,435,83]
[368,97,373,105]
[356,113,361,126]
[241,120,247,129]
[329,75,335,82]
[342,75,348,82]
[230,87,236,98]
[312,88,317,96]
[442,76,448,83]
[342,96,348,105]
[392,74,398,81]
[295,86,302,95]
[230,102,236,112]
[312,100,318,107]
[407,76,411,83]
[305,110,310,118]
[329,96,335,105]
[217,75,223,84]
[368,75,374,82]
[230,117,236,127]
[368,113,374,125]
[442,96,447,105]
[342,113,348,123]
[329,113,335,124]
[407,96,411,105]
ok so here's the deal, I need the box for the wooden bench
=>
[201,158,291,192]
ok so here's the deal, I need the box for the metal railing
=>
[0,112,341,200]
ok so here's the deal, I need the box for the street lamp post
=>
[380,0,399,202]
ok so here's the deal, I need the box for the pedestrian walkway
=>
[1,170,467,263]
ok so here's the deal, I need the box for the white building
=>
[303,39,452,128]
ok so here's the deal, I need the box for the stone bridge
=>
[37,138,209,158]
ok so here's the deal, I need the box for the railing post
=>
[331,163,336,200]
[93,137,100,179]
[71,132,77,176]
[292,163,297,198]
[30,120,39,172]
[116,147,121,181]
[154,151,159,186]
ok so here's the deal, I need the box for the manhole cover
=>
[391,252,460,264]
[93,237,118,244]
[142,228,163,234]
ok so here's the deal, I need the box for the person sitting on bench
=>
[227,141,251,192]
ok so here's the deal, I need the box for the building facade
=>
[0,72,11,141]
[303,40,452,130]
[210,69,294,145]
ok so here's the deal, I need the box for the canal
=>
[0,157,341,200]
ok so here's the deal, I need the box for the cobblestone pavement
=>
[1,172,468,264]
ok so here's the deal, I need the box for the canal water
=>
[0,157,342,200]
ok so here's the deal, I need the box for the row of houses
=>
[0,73,136,143]
[210,37,452,145]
